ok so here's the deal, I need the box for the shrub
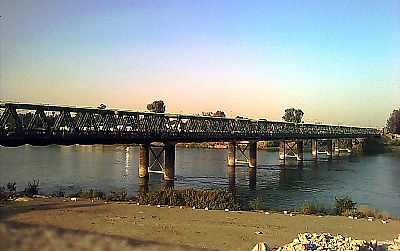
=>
[106,188,128,201]
[7,182,16,192]
[334,196,356,215]
[249,197,263,210]
[358,205,392,220]
[342,209,363,218]
[49,189,65,198]
[23,179,41,197]
[300,200,330,215]
[139,188,240,210]
[82,189,105,199]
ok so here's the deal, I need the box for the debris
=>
[275,233,398,251]
[14,197,33,202]
[251,242,272,251]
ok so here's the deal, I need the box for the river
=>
[0,145,399,216]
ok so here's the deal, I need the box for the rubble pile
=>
[276,233,400,251]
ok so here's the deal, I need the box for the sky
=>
[1,0,399,127]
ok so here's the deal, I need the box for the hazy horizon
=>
[1,0,399,127]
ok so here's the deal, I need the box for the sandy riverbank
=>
[1,198,399,250]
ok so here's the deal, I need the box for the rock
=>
[251,242,272,251]
[224,209,229,212]
[70,197,78,201]
[276,232,388,251]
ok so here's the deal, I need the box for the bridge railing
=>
[0,102,379,144]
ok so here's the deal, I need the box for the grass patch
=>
[139,188,240,210]
[299,200,331,215]
[248,197,263,210]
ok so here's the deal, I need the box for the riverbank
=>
[1,198,399,250]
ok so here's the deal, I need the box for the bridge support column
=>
[228,142,236,166]
[326,139,333,158]
[163,143,176,181]
[312,139,318,159]
[334,139,340,156]
[138,177,149,194]
[249,141,257,168]
[139,144,149,178]
[296,140,303,161]
[352,138,363,152]
[279,140,286,160]
[279,140,303,161]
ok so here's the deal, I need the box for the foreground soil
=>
[0,198,399,250]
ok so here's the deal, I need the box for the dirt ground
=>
[0,198,399,250]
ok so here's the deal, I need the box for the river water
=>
[0,145,399,216]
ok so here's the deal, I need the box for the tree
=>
[282,108,304,123]
[386,108,400,134]
[213,111,226,117]
[147,100,166,113]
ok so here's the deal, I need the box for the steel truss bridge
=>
[0,102,380,147]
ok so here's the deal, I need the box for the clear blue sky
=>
[1,0,399,127]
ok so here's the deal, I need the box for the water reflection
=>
[248,168,256,190]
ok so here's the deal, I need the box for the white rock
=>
[283,210,288,214]
[205,207,209,211]
[264,212,270,215]
[70,197,78,201]
[180,206,184,209]
[225,209,229,212]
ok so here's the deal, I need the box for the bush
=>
[23,179,41,197]
[300,200,330,215]
[358,205,392,220]
[106,188,128,201]
[249,197,263,210]
[139,188,240,210]
[334,196,356,215]
[7,182,16,192]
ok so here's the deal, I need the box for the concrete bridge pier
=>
[138,177,149,194]
[352,138,363,152]
[139,144,150,178]
[249,141,257,168]
[163,142,176,181]
[312,139,333,159]
[279,140,304,161]
[312,139,318,159]
[228,142,236,166]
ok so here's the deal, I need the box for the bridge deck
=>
[0,102,379,146]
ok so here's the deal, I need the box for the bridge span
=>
[1,102,380,183]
